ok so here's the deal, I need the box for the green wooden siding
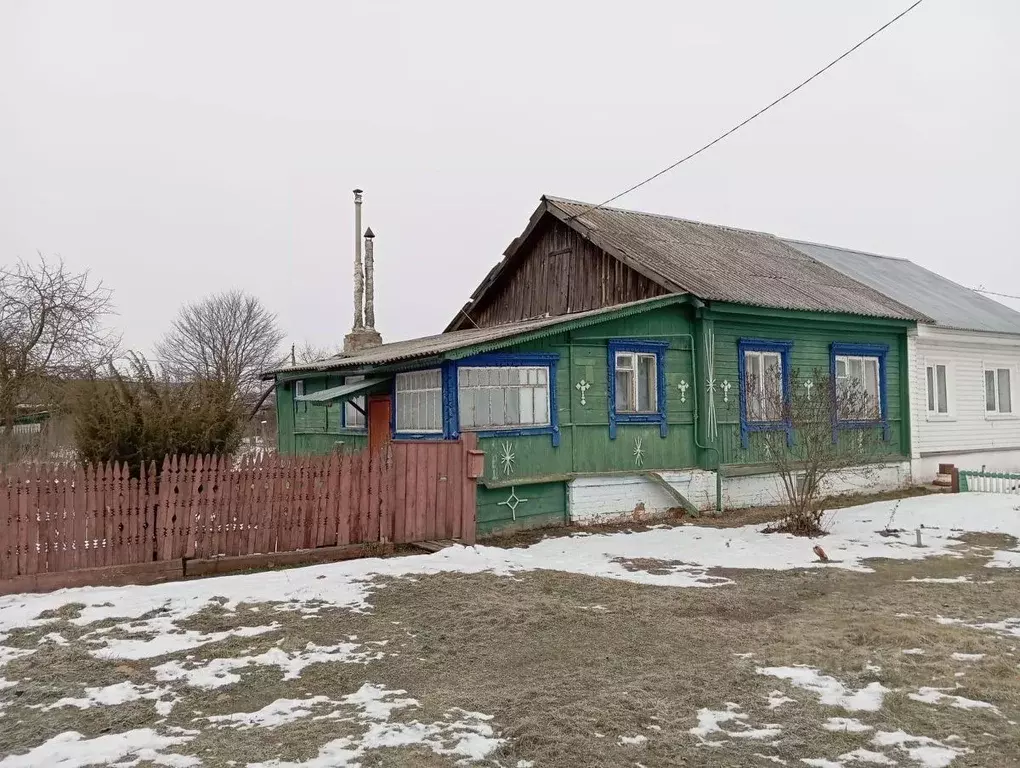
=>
[477,481,567,536]
[275,374,369,456]
[707,312,908,465]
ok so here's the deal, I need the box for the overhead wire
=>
[567,0,929,221]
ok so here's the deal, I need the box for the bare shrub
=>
[755,369,886,536]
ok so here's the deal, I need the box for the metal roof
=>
[784,239,1020,335]
[538,197,927,322]
[294,377,387,403]
[266,294,691,377]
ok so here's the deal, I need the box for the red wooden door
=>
[368,396,392,454]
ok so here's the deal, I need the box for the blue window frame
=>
[737,338,793,449]
[608,340,669,439]
[450,353,560,446]
[830,342,890,440]
[391,355,562,446]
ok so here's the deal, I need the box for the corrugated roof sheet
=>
[783,239,1020,335]
[295,377,387,402]
[543,196,927,322]
[266,295,687,376]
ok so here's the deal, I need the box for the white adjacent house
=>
[787,239,1020,482]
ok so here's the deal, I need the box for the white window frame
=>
[983,362,1016,419]
[457,365,551,431]
[293,380,306,413]
[343,375,367,430]
[395,369,444,434]
[835,354,882,422]
[614,351,658,414]
[743,349,784,423]
[924,359,954,420]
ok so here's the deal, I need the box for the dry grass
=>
[1,539,1018,766]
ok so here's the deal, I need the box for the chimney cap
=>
[364,227,375,239]
[353,188,363,195]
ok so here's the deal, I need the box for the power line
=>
[568,0,928,221]
[971,287,1020,302]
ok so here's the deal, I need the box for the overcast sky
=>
[3,0,1019,357]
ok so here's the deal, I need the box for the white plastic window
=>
[926,364,948,415]
[985,367,1012,414]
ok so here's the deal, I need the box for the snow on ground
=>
[951,652,985,661]
[0,728,200,768]
[688,703,782,746]
[908,687,1001,714]
[40,681,172,713]
[822,717,873,733]
[756,667,890,712]
[2,493,1019,643]
[936,615,1020,639]
[152,640,385,690]
[871,729,971,767]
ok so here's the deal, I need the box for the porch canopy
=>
[294,377,388,404]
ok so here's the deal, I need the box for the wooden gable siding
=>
[469,219,668,327]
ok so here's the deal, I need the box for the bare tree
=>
[754,368,885,536]
[293,341,341,365]
[0,256,118,440]
[156,290,284,397]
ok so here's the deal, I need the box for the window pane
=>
[936,365,948,414]
[864,359,879,417]
[849,358,864,381]
[490,387,506,426]
[616,369,634,412]
[836,358,847,378]
[616,352,633,370]
[926,367,935,412]
[637,355,656,412]
[519,386,534,424]
[763,354,782,420]
[533,387,549,425]
[986,370,997,411]
[745,352,761,422]
[998,369,1011,413]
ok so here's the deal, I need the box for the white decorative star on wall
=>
[498,441,516,476]
[721,380,732,404]
[678,380,689,404]
[633,436,645,467]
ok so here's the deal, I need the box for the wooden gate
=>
[0,435,483,594]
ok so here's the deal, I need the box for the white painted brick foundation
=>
[568,462,913,524]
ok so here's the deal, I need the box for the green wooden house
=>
[267,196,928,536]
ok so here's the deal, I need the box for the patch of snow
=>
[689,703,781,745]
[951,652,984,661]
[0,728,196,768]
[767,690,796,710]
[822,717,873,733]
[936,615,1020,639]
[208,696,332,729]
[757,666,890,712]
[618,735,648,746]
[836,749,896,765]
[908,687,1000,714]
[986,549,1020,569]
[43,681,172,712]
[4,493,1020,634]
[802,760,843,768]
[88,618,279,660]
[902,647,926,655]
[872,729,971,767]
[39,632,69,646]
[903,576,982,584]
[865,662,882,673]
[734,652,755,659]
[0,645,33,668]
[754,756,787,765]
[339,684,419,721]
[153,641,384,690]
